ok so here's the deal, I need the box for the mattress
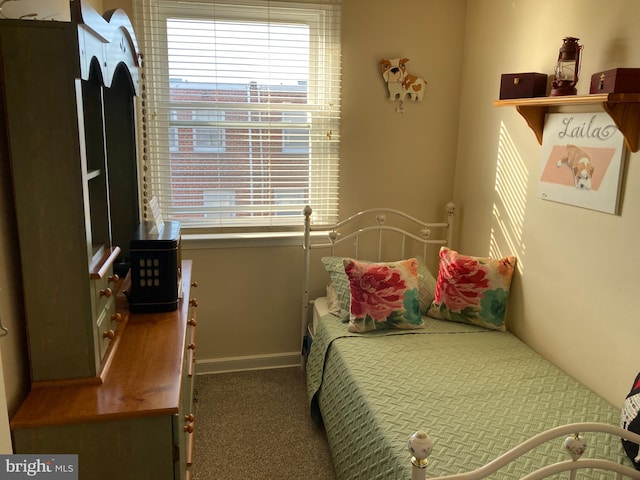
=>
[311,296,330,336]
[307,312,628,480]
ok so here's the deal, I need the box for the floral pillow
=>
[325,282,348,320]
[322,256,436,321]
[321,256,352,321]
[427,247,516,331]
[416,255,437,314]
[343,257,423,333]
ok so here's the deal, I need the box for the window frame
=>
[133,0,341,234]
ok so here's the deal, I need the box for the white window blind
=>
[132,0,341,232]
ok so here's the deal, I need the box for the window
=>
[203,189,236,219]
[274,188,306,216]
[282,111,310,154]
[132,0,341,231]
[191,109,226,153]
[168,127,178,152]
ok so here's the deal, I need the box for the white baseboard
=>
[195,352,302,375]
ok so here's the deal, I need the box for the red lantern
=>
[550,37,583,96]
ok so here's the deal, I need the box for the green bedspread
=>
[307,315,627,480]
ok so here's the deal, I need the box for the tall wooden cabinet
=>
[0,0,140,383]
[2,2,198,479]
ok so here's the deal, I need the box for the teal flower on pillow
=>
[435,254,489,312]
[479,288,510,327]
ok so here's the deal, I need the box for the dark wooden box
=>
[499,72,547,99]
[128,221,182,313]
[590,68,640,94]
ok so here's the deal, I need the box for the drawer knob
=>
[184,413,195,422]
[108,274,120,283]
[191,281,198,288]
[184,423,194,433]
[100,288,112,298]
[103,329,115,340]
[189,298,198,307]
[187,342,196,350]
[111,312,122,322]
[188,318,197,327]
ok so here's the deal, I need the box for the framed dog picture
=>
[537,112,626,214]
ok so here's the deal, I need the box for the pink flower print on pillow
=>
[343,258,423,333]
[434,253,489,312]
[346,261,407,321]
[427,247,516,331]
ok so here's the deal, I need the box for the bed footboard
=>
[408,423,640,480]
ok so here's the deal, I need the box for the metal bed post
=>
[445,201,455,248]
[301,205,313,368]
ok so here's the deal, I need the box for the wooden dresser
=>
[11,261,198,480]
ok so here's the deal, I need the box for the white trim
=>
[182,230,327,249]
[195,352,301,374]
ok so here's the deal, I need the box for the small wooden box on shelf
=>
[499,72,547,99]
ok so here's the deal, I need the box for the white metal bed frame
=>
[409,423,640,480]
[301,201,456,353]
[301,203,640,479]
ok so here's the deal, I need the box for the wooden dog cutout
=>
[379,57,427,102]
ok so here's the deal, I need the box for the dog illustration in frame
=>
[556,144,595,190]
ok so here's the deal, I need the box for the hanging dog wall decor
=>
[379,57,427,105]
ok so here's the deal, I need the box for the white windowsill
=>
[182,231,311,249]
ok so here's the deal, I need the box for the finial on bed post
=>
[446,201,455,216]
[303,206,313,250]
[408,430,432,480]
[303,205,312,251]
[445,201,455,248]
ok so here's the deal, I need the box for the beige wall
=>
[177,0,467,373]
[456,0,640,407]
[0,1,74,20]
[2,0,637,422]
[97,1,464,374]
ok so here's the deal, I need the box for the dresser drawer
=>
[95,301,118,360]
[91,268,119,318]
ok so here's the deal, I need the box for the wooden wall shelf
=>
[493,93,640,152]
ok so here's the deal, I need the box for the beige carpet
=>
[192,367,336,480]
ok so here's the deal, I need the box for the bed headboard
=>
[301,202,455,359]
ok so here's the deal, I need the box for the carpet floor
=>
[191,367,336,480]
